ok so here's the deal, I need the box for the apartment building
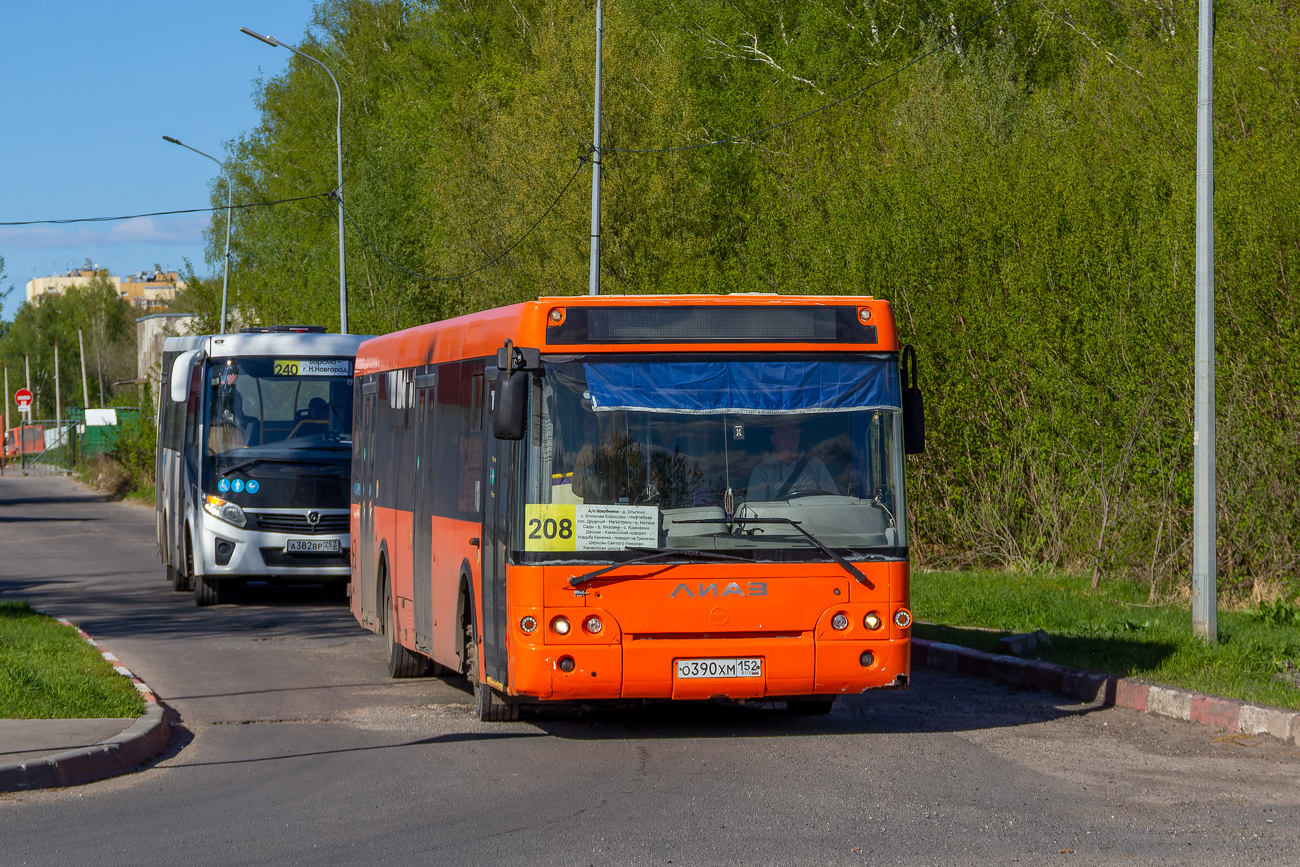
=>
[25,262,185,312]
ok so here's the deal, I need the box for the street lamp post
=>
[163,136,233,334]
[241,27,348,334]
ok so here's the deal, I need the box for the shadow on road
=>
[514,674,1101,741]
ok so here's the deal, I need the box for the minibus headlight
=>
[203,495,246,528]
[863,612,883,631]
[831,613,850,631]
[894,608,913,629]
[520,616,538,634]
[584,615,603,634]
[552,616,571,636]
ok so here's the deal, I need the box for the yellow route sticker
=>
[524,503,659,552]
[524,504,578,551]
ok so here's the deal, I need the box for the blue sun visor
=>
[582,359,900,415]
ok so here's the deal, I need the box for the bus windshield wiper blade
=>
[675,517,874,588]
[569,547,752,588]
[220,456,341,476]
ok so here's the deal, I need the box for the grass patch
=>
[0,601,145,719]
[913,570,1300,711]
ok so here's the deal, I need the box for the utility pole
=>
[587,0,604,297]
[54,342,62,434]
[1192,0,1217,641]
[79,328,91,410]
[25,354,31,414]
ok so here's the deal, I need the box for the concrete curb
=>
[913,638,1300,746]
[0,617,172,792]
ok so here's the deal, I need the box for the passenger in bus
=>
[210,366,251,452]
[569,414,609,503]
[745,421,839,501]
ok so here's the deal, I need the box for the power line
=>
[342,159,586,283]
[0,194,329,227]
[604,0,1016,155]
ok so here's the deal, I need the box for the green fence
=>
[66,407,142,458]
[1,408,145,475]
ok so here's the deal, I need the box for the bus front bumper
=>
[198,520,350,582]
[504,631,911,702]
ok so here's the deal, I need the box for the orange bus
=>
[351,295,924,720]
[4,424,45,459]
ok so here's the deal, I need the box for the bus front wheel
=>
[463,615,519,722]
[787,697,836,716]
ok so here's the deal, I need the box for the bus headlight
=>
[831,613,850,631]
[894,608,913,629]
[520,616,538,634]
[584,615,603,634]
[203,495,247,528]
[863,612,883,631]
[551,616,571,635]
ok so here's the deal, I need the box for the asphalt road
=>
[1,473,1298,866]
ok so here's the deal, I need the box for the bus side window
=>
[459,369,483,513]
[433,361,462,520]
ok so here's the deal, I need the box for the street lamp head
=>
[240,27,280,48]
[162,135,182,145]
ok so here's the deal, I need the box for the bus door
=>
[479,366,510,688]
[156,351,178,564]
[411,371,436,653]
[357,380,379,625]
[181,358,205,563]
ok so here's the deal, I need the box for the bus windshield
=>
[203,356,354,508]
[522,353,907,560]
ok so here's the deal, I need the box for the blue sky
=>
[0,1,320,321]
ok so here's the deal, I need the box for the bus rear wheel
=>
[383,569,430,678]
[170,558,191,592]
[463,616,519,722]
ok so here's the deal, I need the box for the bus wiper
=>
[220,455,342,476]
[569,547,751,588]
[673,517,874,588]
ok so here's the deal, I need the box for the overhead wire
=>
[0,194,329,226]
[342,158,586,283]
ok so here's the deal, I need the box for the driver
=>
[745,421,838,501]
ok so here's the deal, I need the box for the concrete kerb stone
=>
[0,615,172,793]
[911,637,1300,746]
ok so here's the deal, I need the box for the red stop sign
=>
[14,388,33,408]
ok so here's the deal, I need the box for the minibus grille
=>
[250,512,350,534]
[260,547,350,568]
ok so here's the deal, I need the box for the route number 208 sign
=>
[523,504,659,552]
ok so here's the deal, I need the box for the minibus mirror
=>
[901,344,925,454]
[169,350,205,403]
[494,369,527,440]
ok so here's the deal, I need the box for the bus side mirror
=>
[494,369,527,440]
[169,350,205,403]
[901,344,925,454]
